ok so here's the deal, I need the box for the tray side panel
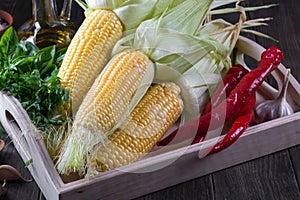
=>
[0,92,62,200]
[59,113,300,200]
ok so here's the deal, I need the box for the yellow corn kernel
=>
[75,50,152,133]
[58,8,123,115]
[56,50,153,175]
[89,82,184,172]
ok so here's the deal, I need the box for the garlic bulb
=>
[255,69,294,124]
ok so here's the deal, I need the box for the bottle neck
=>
[32,0,58,22]
[60,0,73,20]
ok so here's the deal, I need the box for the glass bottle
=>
[58,0,77,38]
[17,0,76,50]
[60,0,73,21]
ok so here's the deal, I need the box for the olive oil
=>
[18,0,76,50]
[18,20,75,50]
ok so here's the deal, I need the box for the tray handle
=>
[235,36,300,111]
[0,92,33,162]
[0,91,64,195]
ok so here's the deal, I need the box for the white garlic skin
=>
[255,98,294,124]
[255,69,294,124]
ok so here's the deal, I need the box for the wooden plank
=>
[289,146,300,188]
[0,134,40,200]
[37,175,215,200]
[245,0,300,82]
[212,150,300,200]
[134,175,214,200]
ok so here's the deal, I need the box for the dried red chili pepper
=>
[201,64,248,115]
[157,46,283,146]
[207,94,256,155]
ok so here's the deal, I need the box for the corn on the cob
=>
[75,50,152,132]
[58,8,123,115]
[56,50,153,175]
[88,82,184,172]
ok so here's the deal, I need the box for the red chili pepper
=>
[157,105,222,146]
[201,64,248,115]
[157,46,283,147]
[207,94,256,155]
[157,65,248,146]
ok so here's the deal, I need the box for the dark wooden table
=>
[1,0,300,199]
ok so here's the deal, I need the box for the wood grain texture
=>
[0,135,40,200]
[135,175,214,200]
[244,0,300,82]
[213,150,300,200]
[289,146,300,189]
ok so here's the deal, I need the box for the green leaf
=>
[13,41,39,59]
[0,27,19,59]
[0,28,69,131]
[25,158,33,167]
[54,47,67,64]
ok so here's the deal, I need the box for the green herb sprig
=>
[0,27,69,131]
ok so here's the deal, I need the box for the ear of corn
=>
[56,50,154,175]
[74,50,153,133]
[58,8,123,115]
[88,82,183,172]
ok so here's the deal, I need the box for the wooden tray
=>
[1,36,300,200]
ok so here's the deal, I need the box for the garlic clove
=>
[255,69,294,124]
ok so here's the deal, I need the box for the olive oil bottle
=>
[17,0,76,50]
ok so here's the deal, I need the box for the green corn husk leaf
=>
[76,0,184,30]
[113,0,222,54]
[241,29,278,41]
[113,0,248,51]
[200,14,276,46]
[153,39,230,121]
[209,4,278,15]
[112,0,232,121]
[156,0,214,35]
[197,16,243,55]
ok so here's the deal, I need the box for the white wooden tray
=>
[0,36,300,200]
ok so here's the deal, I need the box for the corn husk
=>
[76,0,184,30]
[112,0,240,121]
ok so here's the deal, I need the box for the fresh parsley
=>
[0,27,69,130]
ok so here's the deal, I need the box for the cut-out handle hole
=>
[5,110,22,132]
